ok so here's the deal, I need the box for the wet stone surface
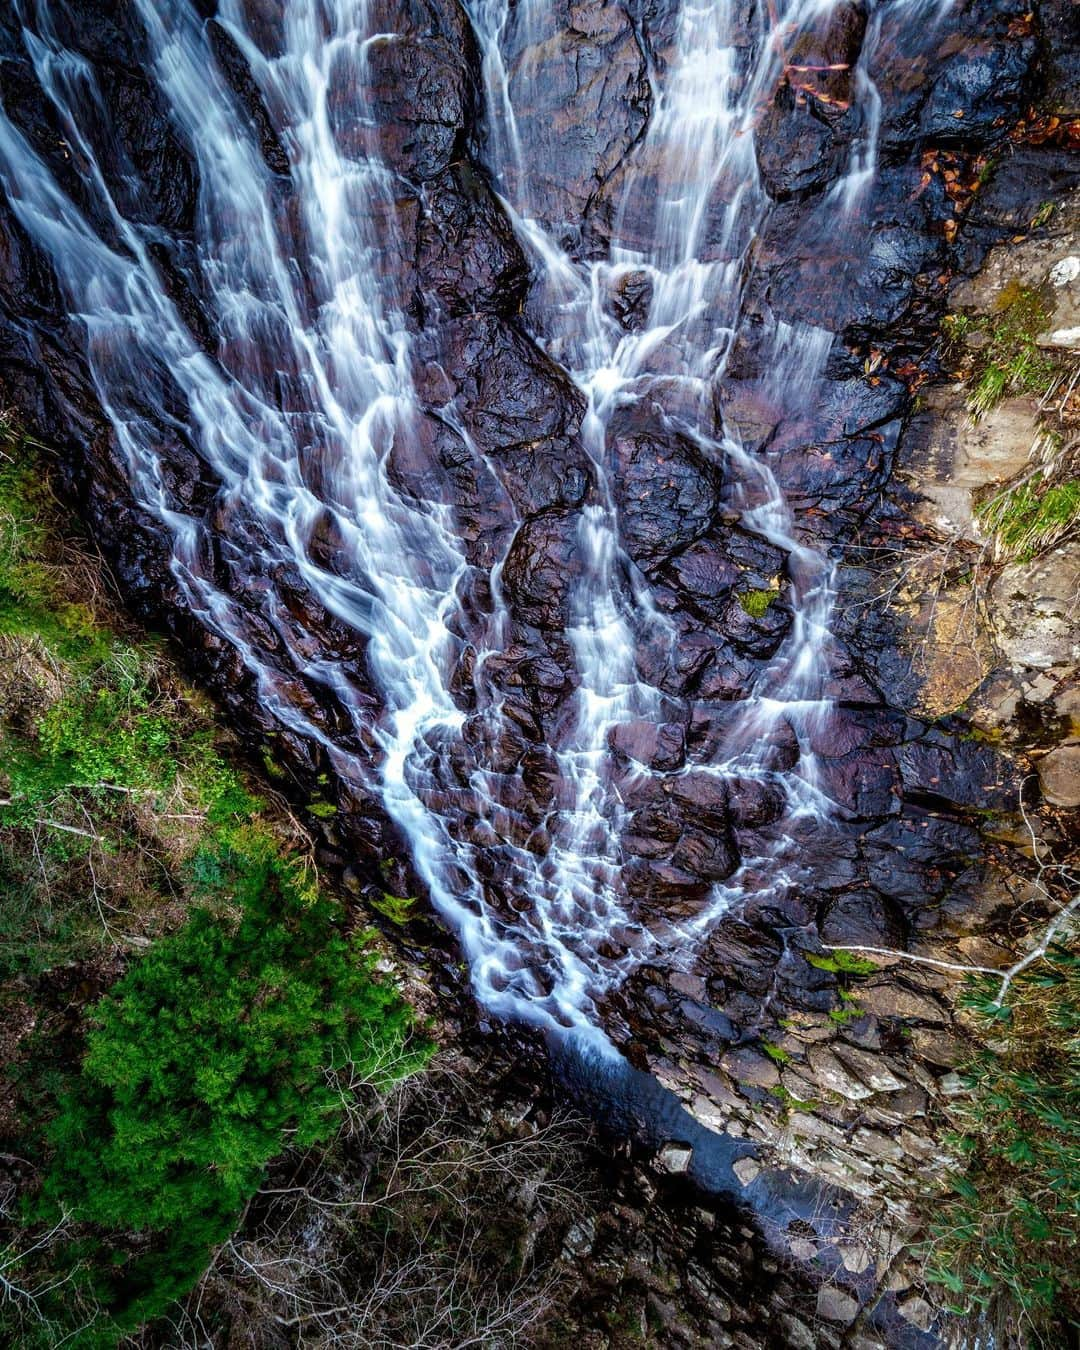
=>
[0,0,1070,1341]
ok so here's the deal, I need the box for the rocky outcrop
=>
[0,1,1074,1342]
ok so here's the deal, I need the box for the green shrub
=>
[923,942,1080,1337]
[33,836,430,1335]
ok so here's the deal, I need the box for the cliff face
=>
[0,0,1077,1341]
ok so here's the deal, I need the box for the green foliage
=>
[975,473,1080,564]
[761,1039,792,1065]
[371,891,419,927]
[34,839,429,1335]
[0,450,111,670]
[737,588,775,619]
[0,437,431,1345]
[923,942,1080,1336]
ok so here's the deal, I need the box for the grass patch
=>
[922,941,1080,1339]
[942,284,1060,421]
[974,472,1080,564]
[768,1084,818,1114]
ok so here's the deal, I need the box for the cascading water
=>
[0,0,940,1060]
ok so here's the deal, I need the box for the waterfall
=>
[0,0,930,1049]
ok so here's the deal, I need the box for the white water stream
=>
[0,0,940,1049]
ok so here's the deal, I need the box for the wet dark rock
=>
[819,890,905,948]
[672,829,739,883]
[919,8,1038,146]
[608,268,654,330]
[898,733,1021,812]
[705,920,785,994]
[499,0,650,240]
[209,20,291,176]
[417,163,530,318]
[815,746,901,820]
[609,719,687,771]
[362,6,471,183]
[624,859,714,916]
[501,511,585,629]
[609,408,723,569]
[754,3,866,200]
[726,778,786,828]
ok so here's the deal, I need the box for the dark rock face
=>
[754,1,868,201]
[0,0,1050,1290]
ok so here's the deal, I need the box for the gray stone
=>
[1038,743,1080,807]
[816,1285,859,1323]
[807,1046,875,1101]
[991,545,1080,672]
[831,1042,907,1094]
[897,1294,935,1332]
[732,1156,760,1187]
[561,1216,596,1257]
[779,1313,817,1349]
[656,1142,693,1174]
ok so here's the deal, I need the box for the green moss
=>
[805,950,879,976]
[738,588,775,619]
[761,1039,792,1065]
[768,1084,818,1113]
[307,799,338,819]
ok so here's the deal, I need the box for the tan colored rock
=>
[1038,743,1080,807]
[831,1043,907,1094]
[897,1294,935,1332]
[857,980,945,1023]
[816,1285,859,1323]
[904,387,1038,541]
[720,1047,780,1089]
[839,1242,873,1274]
[991,545,1080,672]
[908,585,996,718]
[732,1156,760,1187]
[910,1027,966,1067]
